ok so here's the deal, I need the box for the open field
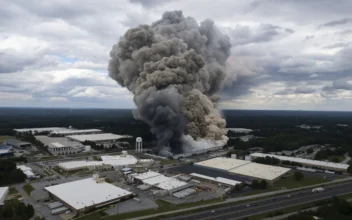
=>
[0,135,13,142]
[23,183,34,195]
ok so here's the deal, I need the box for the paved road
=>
[14,182,61,220]
[165,182,352,220]
[342,152,351,164]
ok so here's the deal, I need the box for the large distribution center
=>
[35,136,84,155]
[67,133,127,143]
[250,153,349,172]
[45,176,133,214]
[14,127,70,134]
[57,153,152,171]
[194,157,291,184]
[50,129,102,136]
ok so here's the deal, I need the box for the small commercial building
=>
[67,133,128,143]
[250,153,349,172]
[4,139,31,148]
[0,187,9,205]
[44,176,133,214]
[0,149,13,157]
[131,171,191,194]
[16,165,36,179]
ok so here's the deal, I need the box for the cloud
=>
[1,0,352,110]
[228,23,294,46]
[323,42,350,49]
[295,87,316,94]
[318,18,352,29]
[129,0,177,8]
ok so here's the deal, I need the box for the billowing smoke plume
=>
[108,10,231,154]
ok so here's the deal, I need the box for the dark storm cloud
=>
[129,0,177,8]
[318,18,352,29]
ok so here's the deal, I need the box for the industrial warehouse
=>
[56,152,153,171]
[250,153,349,172]
[35,136,85,155]
[67,133,128,143]
[130,171,192,195]
[44,175,133,214]
[50,129,102,136]
[194,157,291,184]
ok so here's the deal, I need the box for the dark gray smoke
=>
[108,10,231,154]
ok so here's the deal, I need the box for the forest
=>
[286,197,352,220]
[0,108,351,154]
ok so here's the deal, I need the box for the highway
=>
[164,182,352,220]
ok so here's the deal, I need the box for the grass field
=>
[8,187,19,195]
[77,198,223,220]
[23,183,34,195]
[0,135,14,143]
[274,175,330,189]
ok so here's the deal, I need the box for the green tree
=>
[294,171,304,181]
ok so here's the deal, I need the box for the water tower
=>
[135,137,143,153]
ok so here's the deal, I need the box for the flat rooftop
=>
[4,139,31,146]
[195,157,251,171]
[58,154,139,170]
[45,177,132,210]
[50,129,102,135]
[14,127,70,133]
[67,133,126,142]
[156,178,188,190]
[171,164,252,182]
[251,153,349,170]
[101,155,138,166]
[229,162,291,181]
[131,171,162,180]
[35,136,82,148]
[190,173,242,186]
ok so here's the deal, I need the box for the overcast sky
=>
[1,0,351,111]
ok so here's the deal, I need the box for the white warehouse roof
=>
[156,178,188,190]
[250,153,349,171]
[142,175,171,186]
[101,155,138,166]
[45,177,132,210]
[229,163,291,181]
[0,187,9,205]
[132,171,188,191]
[14,127,70,133]
[131,171,162,181]
[195,157,251,171]
[190,173,242,186]
[58,155,139,170]
[67,133,126,142]
[50,129,102,135]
